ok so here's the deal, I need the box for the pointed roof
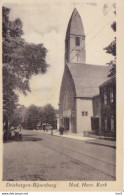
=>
[67,62,110,97]
[66,8,85,37]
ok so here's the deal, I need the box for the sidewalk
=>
[37,130,116,149]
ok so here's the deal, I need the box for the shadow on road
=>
[4,135,43,143]
[21,136,43,142]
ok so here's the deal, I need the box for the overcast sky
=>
[4,0,116,109]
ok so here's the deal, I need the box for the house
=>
[99,76,116,139]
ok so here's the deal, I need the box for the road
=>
[3,129,116,181]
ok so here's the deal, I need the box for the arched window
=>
[104,92,107,105]
[110,87,114,103]
[104,117,107,131]
[63,89,68,111]
[75,37,80,46]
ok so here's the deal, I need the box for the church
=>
[59,8,111,135]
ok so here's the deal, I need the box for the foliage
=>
[23,104,56,130]
[3,6,49,120]
[22,105,40,130]
[104,21,116,77]
[9,105,27,127]
[42,104,56,126]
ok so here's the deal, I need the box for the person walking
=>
[59,126,64,135]
[51,126,53,135]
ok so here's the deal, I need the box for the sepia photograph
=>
[1,0,123,191]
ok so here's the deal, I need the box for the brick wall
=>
[100,77,116,138]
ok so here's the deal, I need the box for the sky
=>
[4,0,116,109]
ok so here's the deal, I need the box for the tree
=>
[42,104,56,126]
[3,7,49,122]
[23,105,40,130]
[104,21,116,77]
[9,105,27,127]
[23,104,56,130]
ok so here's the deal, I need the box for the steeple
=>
[65,8,86,64]
[66,8,85,37]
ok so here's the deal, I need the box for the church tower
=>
[65,8,86,64]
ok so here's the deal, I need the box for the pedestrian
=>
[46,125,48,132]
[19,128,22,139]
[51,126,53,135]
[59,126,64,135]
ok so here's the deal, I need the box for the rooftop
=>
[99,75,116,88]
[66,8,85,37]
[67,62,110,97]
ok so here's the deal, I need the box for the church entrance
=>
[91,117,99,135]
[64,117,70,130]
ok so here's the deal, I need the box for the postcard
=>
[0,0,123,192]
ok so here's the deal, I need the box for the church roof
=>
[66,8,85,37]
[67,63,110,98]
[99,75,116,88]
